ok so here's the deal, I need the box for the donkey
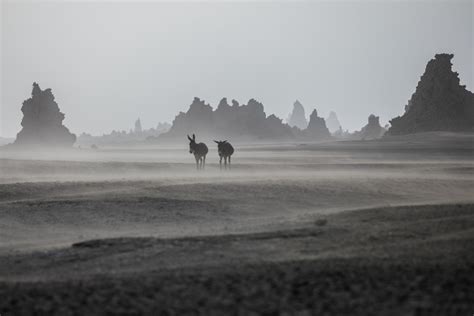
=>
[214,140,234,170]
[188,134,208,170]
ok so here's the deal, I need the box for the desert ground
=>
[0,132,473,315]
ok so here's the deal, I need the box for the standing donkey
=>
[188,134,208,170]
[214,140,234,170]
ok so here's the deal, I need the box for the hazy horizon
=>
[1,0,472,138]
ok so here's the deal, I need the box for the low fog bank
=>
[1,134,473,184]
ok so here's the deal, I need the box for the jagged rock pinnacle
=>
[14,82,76,147]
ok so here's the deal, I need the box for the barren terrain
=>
[0,133,473,315]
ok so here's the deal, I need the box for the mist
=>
[2,0,472,137]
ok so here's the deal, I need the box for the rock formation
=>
[14,82,76,147]
[156,122,171,132]
[134,118,142,134]
[332,127,351,139]
[305,109,331,140]
[158,97,295,141]
[326,111,342,134]
[78,120,170,146]
[387,54,474,135]
[160,97,215,140]
[263,114,295,139]
[353,114,386,140]
[287,100,308,129]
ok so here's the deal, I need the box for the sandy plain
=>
[0,132,473,315]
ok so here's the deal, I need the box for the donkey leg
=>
[220,156,222,170]
[203,156,206,170]
[195,156,199,170]
[224,156,228,170]
[229,156,231,170]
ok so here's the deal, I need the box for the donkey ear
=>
[223,140,228,143]
[187,135,192,141]
[192,134,196,141]
[214,140,219,144]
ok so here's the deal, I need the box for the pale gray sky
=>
[1,0,472,137]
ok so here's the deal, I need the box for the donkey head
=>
[214,140,228,154]
[187,134,197,154]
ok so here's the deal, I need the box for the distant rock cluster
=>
[158,98,337,142]
[287,100,308,130]
[14,82,76,147]
[159,97,297,141]
[387,54,474,135]
[78,120,170,146]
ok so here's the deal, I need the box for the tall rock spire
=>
[325,111,342,134]
[14,82,76,146]
[387,54,474,135]
[134,118,143,134]
[305,109,331,140]
[287,100,308,130]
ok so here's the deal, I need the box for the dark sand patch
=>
[0,204,473,315]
